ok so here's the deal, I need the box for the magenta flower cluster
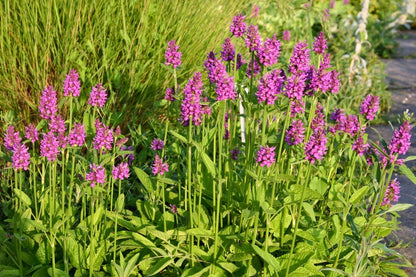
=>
[88,83,107,108]
[305,129,328,164]
[68,122,86,147]
[4,125,21,151]
[112,162,130,180]
[180,72,204,126]
[389,120,412,155]
[93,119,114,152]
[256,69,284,105]
[63,69,81,97]
[12,143,30,170]
[40,131,60,162]
[360,95,380,121]
[221,37,235,62]
[245,25,262,52]
[165,40,182,68]
[39,85,58,120]
[285,120,305,146]
[256,145,276,167]
[313,32,328,55]
[258,35,281,67]
[152,154,169,176]
[86,163,106,188]
[382,178,400,206]
[230,13,246,37]
[25,124,39,143]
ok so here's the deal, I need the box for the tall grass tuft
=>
[0,0,250,127]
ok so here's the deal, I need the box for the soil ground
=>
[368,30,416,275]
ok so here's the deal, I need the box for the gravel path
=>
[369,30,416,275]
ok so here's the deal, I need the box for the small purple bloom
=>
[328,70,340,94]
[68,122,86,147]
[305,129,328,164]
[329,0,335,9]
[382,178,400,206]
[330,108,344,122]
[204,51,226,84]
[251,4,259,18]
[40,131,60,162]
[311,108,326,131]
[258,35,281,67]
[165,87,175,101]
[285,120,305,146]
[221,37,235,62]
[282,30,290,41]
[389,121,412,155]
[4,125,21,151]
[323,9,330,20]
[290,99,305,117]
[343,0,350,4]
[112,162,130,180]
[151,138,164,151]
[152,154,169,176]
[236,53,246,70]
[39,85,58,120]
[230,146,241,160]
[230,13,246,37]
[169,204,178,214]
[86,163,106,188]
[165,40,182,69]
[63,69,81,97]
[352,132,369,156]
[285,71,307,101]
[245,25,262,52]
[216,74,236,101]
[121,145,135,166]
[25,124,39,143]
[341,115,360,136]
[12,143,30,170]
[360,95,380,121]
[88,83,107,108]
[313,32,328,55]
[256,145,276,167]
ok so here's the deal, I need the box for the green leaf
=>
[251,244,280,272]
[350,185,370,205]
[399,164,416,185]
[115,193,125,213]
[14,188,31,207]
[200,152,217,176]
[379,204,413,215]
[143,257,172,276]
[133,167,155,193]
[228,253,252,262]
[284,185,323,203]
[0,269,20,277]
[302,202,315,222]
[67,237,85,269]
[169,130,188,144]
[124,253,140,276]
[22,218,47,232]
[181,265,210,277]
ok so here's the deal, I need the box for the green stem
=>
[187,120,194,266]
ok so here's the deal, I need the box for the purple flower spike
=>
[289,41,311,73]
[389,121,412,155]
[39,85,58,120]
[285,120,305,146]
[152,154,169,176]
[68,122,86,147]
[93,119,113,153]
[257,69,284,105]
[282,30,290,41]
[221,37,235,62]
[49,114,66,135]
[285,72,307,101]
[290,99,305,117]
[180,72,204,126]
[25,124,39,143]
[151,138,164,151]
[205,52,226,84]
[216,74,236,101]
[63,69,81,97]
[352,131,369,156]
[341,115,360,136]
[230,13,246,37]
[4,125,21,151]
[313,32,328,55]
[165,40,182,69]
[165,87,175,101]
[382,178,400,206]
[305,129,328,164]
[245,25,262,52]
[40,131,60,162]
[169,204,178,214]
[236,53,246,70]
[360,95,380,121]
[86,163,106,188]
[112,162,130,180]
[121,145,135,166]
[256,145,276,167]
[12,143,30,170]
[88,83,107,108]
[258,35,281,67]
[230,146,241,160]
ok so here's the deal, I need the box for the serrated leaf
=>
[302,202,315,222]
[133,167,155,193]
[399,164,416,185]
[350,185,370,204]
[143,257,172,276]
[169,130,188,144]
[251,244,280,272]
[379,203,413,215]
[200,152,216,176]
[14,188,31,207]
